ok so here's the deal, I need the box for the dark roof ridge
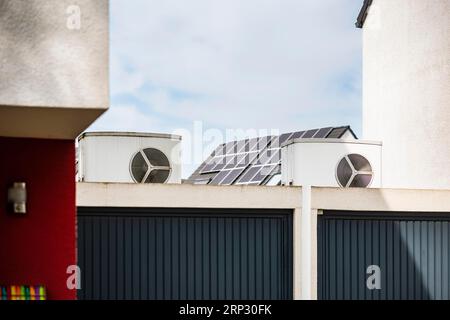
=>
[356,0,373,28]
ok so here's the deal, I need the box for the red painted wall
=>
[0,137,76,300]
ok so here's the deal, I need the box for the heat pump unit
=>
[77,132,182,184]
[281,138,382,188]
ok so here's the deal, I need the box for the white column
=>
[286,187,319,300]
[293,207,302,300]
[300,185,314,300]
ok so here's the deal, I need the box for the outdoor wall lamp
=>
[7,182,27,214]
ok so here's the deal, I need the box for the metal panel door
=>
[77,208,293,300]
[318,211,450,300]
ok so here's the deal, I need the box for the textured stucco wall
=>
[362,0,450,189]
[0,0,108,108]
[0,0,109,139]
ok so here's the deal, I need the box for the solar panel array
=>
[186,126,355,186]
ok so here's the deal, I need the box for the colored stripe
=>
[0,285,46,300]
[21,286,26,300]
[39,286,46,300]
[30,286,36,300]
[25,286,30,300]
[11,285,16,296]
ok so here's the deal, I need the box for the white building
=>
[359,0,450,189]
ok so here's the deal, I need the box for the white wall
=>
[281,139,382,188]
[363,0,450,189]
[78,133,182,184]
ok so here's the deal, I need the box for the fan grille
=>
[336,154,373,188]
[130,148,171,183]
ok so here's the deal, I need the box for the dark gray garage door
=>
[318,211,450,300]
[77,208,293,300]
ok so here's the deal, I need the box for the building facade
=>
[0,0,109,299]
[360,0,450,189]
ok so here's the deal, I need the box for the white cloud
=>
[90,104,163,132]
[107,0,363,134]
[94,1,364,176]
[110,54,146,96]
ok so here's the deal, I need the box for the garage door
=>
[77,208,293,300]
[318,211,450,300]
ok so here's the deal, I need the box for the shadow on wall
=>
[318,210,450,300]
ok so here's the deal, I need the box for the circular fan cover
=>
[336,154,373,188]
[130,148,171,183]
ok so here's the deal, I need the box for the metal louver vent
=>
[336,154,373,188]
[130,148,171,183]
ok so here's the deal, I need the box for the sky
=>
[89,0,364,177]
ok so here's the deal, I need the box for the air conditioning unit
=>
[77,132,182,184]
[281,139,382,188]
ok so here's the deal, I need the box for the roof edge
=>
[356,0,373,28]
[77,131,182,141]
[281,138,382,149]
[327,125,358,139]
[342,125,358,139]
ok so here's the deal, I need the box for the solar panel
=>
[237,152,258,168]
[213,144,226,156]
[209,170,231,185]
[211,155,235,171]
[265,135,280,148]
[245,138,259,152]
[290,131,305,139]
[186,125,352,186]
[223,155,237,170]
[223,141,238,155]
[272,164,281,175]
[326,126,349,138]
[236,166,261,184]
[200,156,228,173]
[267,149,281,164]
[250,165,277,183]
[218,154,247,171]
[251,151,266,166]
[267,136,279,149]
[302,129,319,138]
[257,136,272,151]
[279,132,294,146]
[191,172,216,184]
[252,149,278,166]
[194,153,215,173]
[200,162,219,173]
[221,168,246,185]
[313,127,333,138]
[235,139,248,153]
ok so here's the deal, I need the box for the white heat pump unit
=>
[281,139,382,188]
[77,132,182,184]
